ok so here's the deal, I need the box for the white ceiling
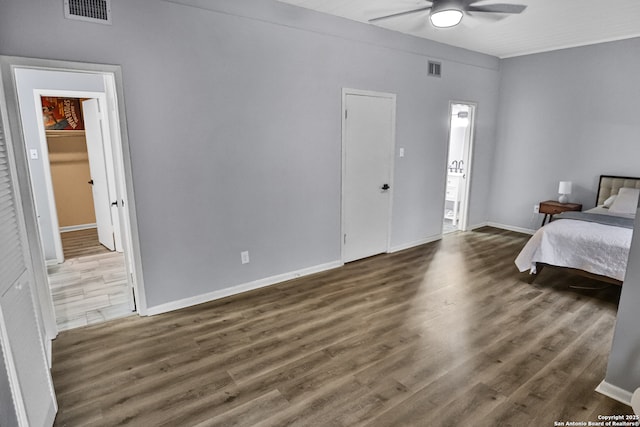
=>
[276,0,640,58]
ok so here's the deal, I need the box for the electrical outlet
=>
[533,204,539,213]
[241,251,250,264]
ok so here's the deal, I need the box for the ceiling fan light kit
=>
[430,9,463,27]
[430,0,464,27]
[369,0,526,30]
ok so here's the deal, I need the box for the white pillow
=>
[603,195,617,208]
[609,187,640,214]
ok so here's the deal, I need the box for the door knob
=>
[88,179,94,185]
[381,184,390,190]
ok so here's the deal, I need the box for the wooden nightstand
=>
[539,200,582,226]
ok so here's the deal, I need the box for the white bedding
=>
[514,208,634,282]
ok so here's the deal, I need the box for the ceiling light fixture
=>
[430,8,463,28]
[429,0,464,28]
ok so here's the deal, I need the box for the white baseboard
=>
[45,339,52,368]
[144,260,343,316]
[468,221,489,231]
[596,380,633,406]
[487,222,536,235]
[60,223,97,233]
[389,234,442,253]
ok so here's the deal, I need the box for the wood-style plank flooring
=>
[51,227,632,426]
[47,229,132,331]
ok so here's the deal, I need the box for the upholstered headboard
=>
[596,175,640,206]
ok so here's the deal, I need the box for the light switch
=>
[399,148,405,158]
[30,149,39,160]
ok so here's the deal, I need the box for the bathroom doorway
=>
[443,102,476,234]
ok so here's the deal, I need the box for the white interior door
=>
[444,103,476,232]
[0,106,57,426]
[343,91,395,263]
[459,104,475,231]
[83,98,115,251]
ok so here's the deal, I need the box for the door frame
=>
[444,100,477,232]
[340,88,396,263]
[32,89,115,264]
[0,56,148,336]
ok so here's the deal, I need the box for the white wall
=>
[0,0,501,310]
[448,126,467,168]
[489,37,640,231]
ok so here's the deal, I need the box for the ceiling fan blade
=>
[467,3,527,14]
[369,6,432,23]
[464,10,506,26]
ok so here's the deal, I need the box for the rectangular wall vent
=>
[64,0,112,25]
[428,61,442,77]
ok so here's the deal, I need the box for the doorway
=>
[36,93,132,330]
[11,65,141,331]
[443,102,476,234]
[341,89,396,263]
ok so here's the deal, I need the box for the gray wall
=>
[490,36,640,398]
[0,0,501,308]
[490,37,640,231]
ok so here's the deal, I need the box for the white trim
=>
[487,222,536,235]
[0,296,29,426]
[389,234,442,253]
[443,101,477,233]
[460,102,477,232]
[145,260,343,316]
[45,338,52,368]
[32,92,64,264]
[103,73,138,310]
[341,88,397,264]
[0,66,59,344]
[500,34,640,59]
[33,89,109,265]
[596,380,633,406]
[60,223,97,233]
[1,56,146,319]
[468,221,489,231]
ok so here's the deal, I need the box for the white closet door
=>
[0,306,19,427]
[343,92,395,262]
[0,101,57,425]
[0,128,26,295]
[83,98,115,251]
[1,276,57,426]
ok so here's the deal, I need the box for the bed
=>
[515,175,640,285]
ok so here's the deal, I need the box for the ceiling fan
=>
[369,0,527,28]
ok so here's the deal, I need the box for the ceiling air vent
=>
[64,0,112,25]
[428,61,442,77]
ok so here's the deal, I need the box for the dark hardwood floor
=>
[51,227,632,426]
[61,228,111,259]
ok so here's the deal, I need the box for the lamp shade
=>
[430,9,463,27]
[558,181,572,195]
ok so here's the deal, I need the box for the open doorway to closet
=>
[39,94,131,330]
[12,65,141,332]
[443,102,476,234]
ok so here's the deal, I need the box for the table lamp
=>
[558,181,572,203]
